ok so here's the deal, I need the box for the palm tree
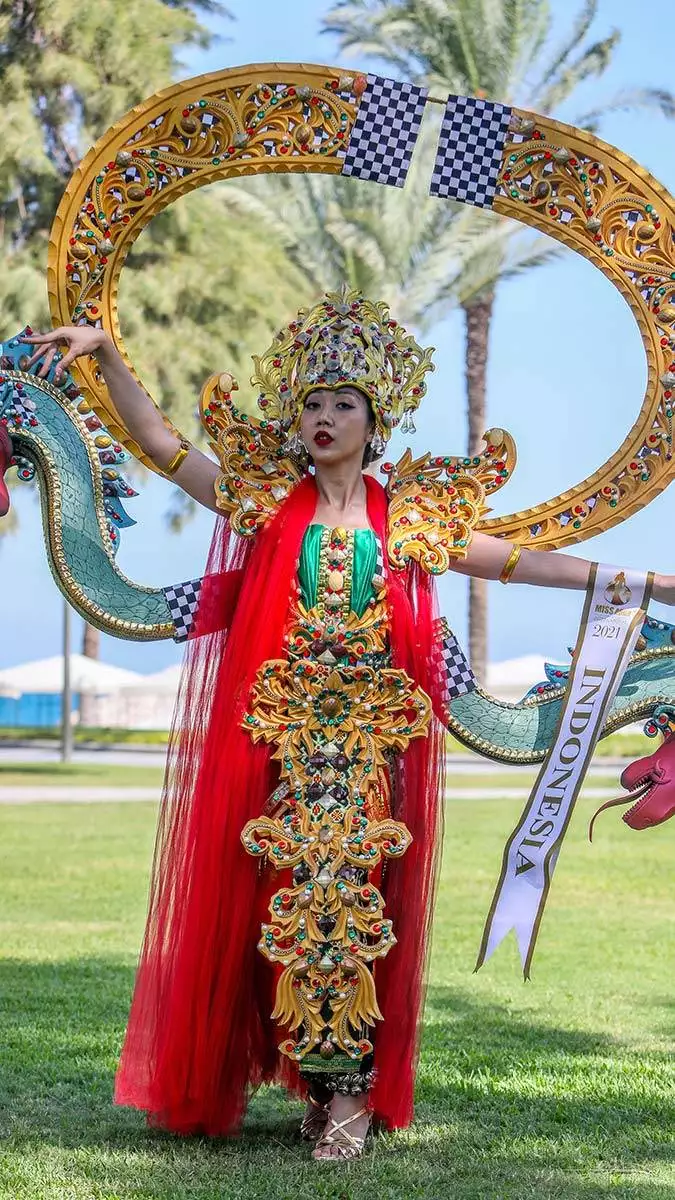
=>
[323,0,675,678]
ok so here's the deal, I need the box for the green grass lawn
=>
[0,725,655,758]
[0,798,672,1200]
[0,761,623,791]
[0,762,165,789]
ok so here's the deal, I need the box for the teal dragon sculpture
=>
[2,325,675,766]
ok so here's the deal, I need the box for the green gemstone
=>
[199,99,207,107]
[510,188,519,198]
[646,203,652,212]
[509,154,517,162]
[525,155,533,164]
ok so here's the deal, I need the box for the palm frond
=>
[529,0,598,97]
[535,31,620,113]
[576,86,675,126]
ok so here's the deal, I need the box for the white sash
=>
[475,563,652,978]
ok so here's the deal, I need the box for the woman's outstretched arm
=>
[20,326,221,512]
[452,530,675,605]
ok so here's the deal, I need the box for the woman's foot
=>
[299,1092,330,1141]
[312,1094,371,1161]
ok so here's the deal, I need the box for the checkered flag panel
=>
[162,578,203,643]
[434,617,476,701]
[341,74,428,188]
[430,95,512,208]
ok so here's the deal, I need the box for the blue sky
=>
[2,0,675,674]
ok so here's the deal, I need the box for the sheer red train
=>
[114,476,446,1134]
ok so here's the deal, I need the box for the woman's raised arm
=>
[20,327,221,512]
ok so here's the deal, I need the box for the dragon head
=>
[589,732,675,839]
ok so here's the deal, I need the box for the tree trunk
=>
[79,622,101,727]
[464,291,495,683]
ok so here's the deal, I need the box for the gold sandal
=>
[299,1093,330,1141]
[312,1105,371,1161]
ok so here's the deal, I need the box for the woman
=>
[21,289,675,1161]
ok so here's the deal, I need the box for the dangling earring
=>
[283,431,306,457]
[369,430,387,458]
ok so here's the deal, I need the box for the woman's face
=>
[299,387,372,468]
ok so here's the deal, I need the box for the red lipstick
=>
[314,432,334,447]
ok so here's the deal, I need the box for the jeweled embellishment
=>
[241,802,410,1061]
[241,574,431,1062]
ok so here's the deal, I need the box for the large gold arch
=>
[48,63,675,549]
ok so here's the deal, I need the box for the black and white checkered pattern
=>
[341,74,428,188]
[434,617,476,699]
[162,578,203,643]
[430,95,512,208]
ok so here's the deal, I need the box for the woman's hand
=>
[652,575,675,605]
[20,326,110,382]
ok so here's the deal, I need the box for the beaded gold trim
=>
[201,373,305,536]
[241,618,431,1062]
[316,527,355,618]
[382,435,517,572]
[48,68,675,548]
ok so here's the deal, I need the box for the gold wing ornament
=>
[199,372,306,536]
[382,427,517,573]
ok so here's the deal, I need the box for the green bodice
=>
[298,524,379,616]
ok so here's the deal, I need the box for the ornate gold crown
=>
[251,285,435,439]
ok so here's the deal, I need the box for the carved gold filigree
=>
[486,108,675,546]
[382,427,517,572]
[241,801,410,1061]
[48,65,361,466]
[287,594,389,666]
[48,68,675,548]
[244,659,430,789]
[199,372,304,534]
[241,630,430,1063]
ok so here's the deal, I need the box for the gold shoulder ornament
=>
[199,371,305,536]
[382,428,517,573]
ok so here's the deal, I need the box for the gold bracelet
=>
[499,544,521,584]
[163,438,191,477]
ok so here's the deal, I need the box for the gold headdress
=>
[251,285,435,441]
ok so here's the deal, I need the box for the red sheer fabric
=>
[115,476,446,1134]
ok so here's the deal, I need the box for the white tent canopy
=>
[119,664,183,695]
[485,654,565,701]
[0,654,142,696]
